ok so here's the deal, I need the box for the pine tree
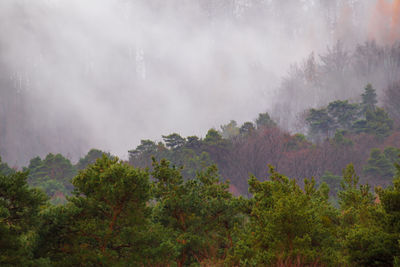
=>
[36,155,154,266]
[255,112,277,129]
[0,170,47,265]
[361,83,378,112]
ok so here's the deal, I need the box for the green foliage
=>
[320,171,342,198]
[37,179,66,198]
[327,100,360,130]
[26,153,77,197]
[239,122,256,136]
[361,83,378,112]
[129,139,164,169]
[185,135,201,150]
[162,133,186,150]
[344,226,397,266]
[76,148,110,170]
[0,157,15,176]
[378,163,400,236]
[306,84,393,139]
[230,166,339,266]
[151,159,241,266]
[306,107,334,137]
[220,120,240,139]
[338,164,374,212]
[179,150,213,179]
[331,130,353,147]
[37,155,155,266]
[0,170,47,265]
[364,147,400,183]
[255,112,277,129]
[2,152,400,266]
[3,37,400,266]
[3,97,398,266]
[353,107,393,138]
[221,120,239,139]
[285,133,311,150]
[336,164,397,265]
[130,133,221,184]
[374,174,400,265]
[306,100,359,139]
[203,129,230,153]
[129,139,157,158]
[204,128,223,144]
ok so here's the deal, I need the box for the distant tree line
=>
[128,84,400,195]
[7,83,398,204]
[275,41,400,130]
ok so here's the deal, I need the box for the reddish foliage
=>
[217,129,395,194]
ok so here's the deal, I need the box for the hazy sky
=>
[0,0,377,164]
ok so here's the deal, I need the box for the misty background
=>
[0,0,389,165]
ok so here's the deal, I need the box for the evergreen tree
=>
[162,133,186,150]
[255,112,277,129]
[239,122,256,136]
[36,155,155,266]
[230,166,339,266]
[220,120,239,139]
[185,136,201,150]
[327,100,359,130]
[338,164,374,212]
[129,139,157,158]
[331,130,353,147]
[76,149,109,170]
[204,129,223,144]
[364,148,400,184]
[128,139,161,168]
[320,171,342,198]
[26,154,77,197]
[151,159,240,266]
[353,107,393,138]
[306,108,334,138]
[0,157,14,176]
[361,83,378,112]
[337,164,396,266]
[0,170,47,265]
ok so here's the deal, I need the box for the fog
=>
[0,0,380,165]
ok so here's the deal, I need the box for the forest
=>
[2,142,400,266]
[2,0,400,266]
[2,80,400,265]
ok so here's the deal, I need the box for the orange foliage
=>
[392,0,400,42]
[369,0,400,44]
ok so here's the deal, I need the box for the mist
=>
[0,0,380,165]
